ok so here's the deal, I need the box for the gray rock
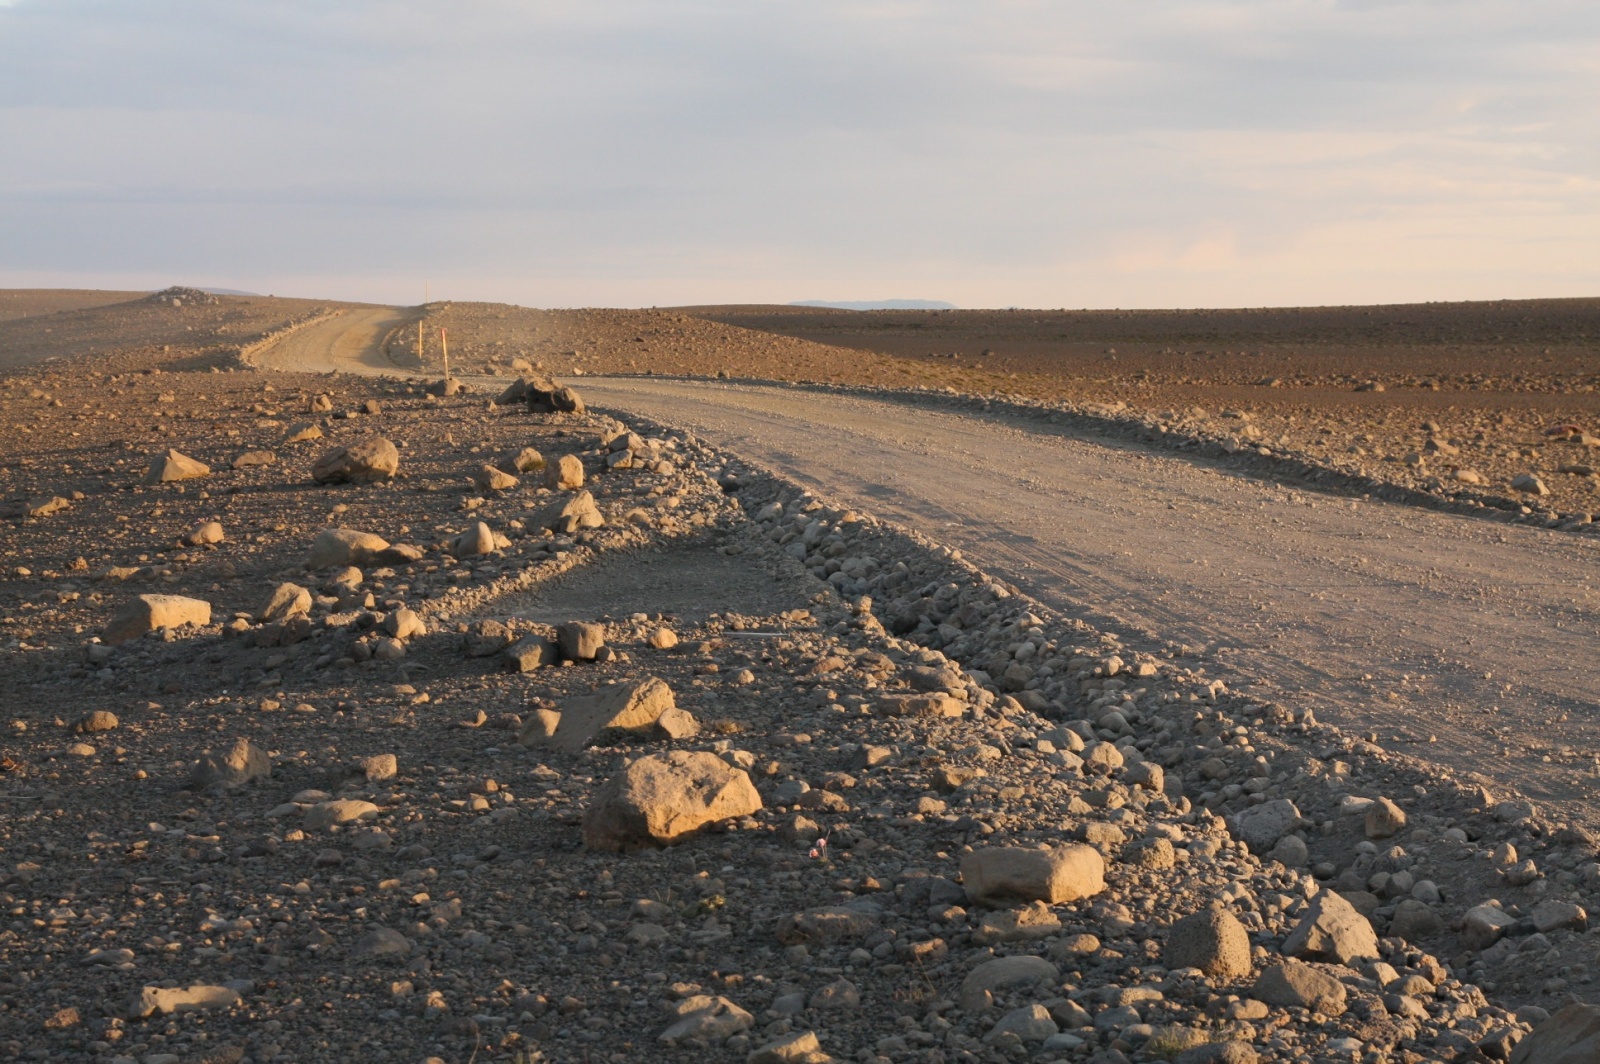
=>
[1510,1002,1600,1064]
[503,633,556,673]
[1282,889,1379,965]
[582,751,762,851]
[558,620,606,661]
[961,844,1105,905]
[259,582,312,622]
[1253,960,1347,1016]
[985,1004,1057,1043]
[958,955,1060,1011]
[104,594,212,645]
[1165,905,1252,980]
[350,927,412,961]
[190,738,272,790]
[312,436,399,484]
[1229,799,1300,854]
[145,449,210,484]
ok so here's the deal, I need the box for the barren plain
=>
[0,288,1598,1064]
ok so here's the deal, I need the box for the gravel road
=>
[248,306,413,374]
[250,313,1600,820]
[579,377,1600,817]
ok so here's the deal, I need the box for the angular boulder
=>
[1282,890,1379,965]
[311,436,400,484]
[961,844,1105,905]
[503,633,555,673]
[259,582,312,622]
[1230,798,1301,855]
[190,738,272,790]
[539,676,676,752]
[557,620,606,661]
[145,449,210,484]
[1511,1002,1600,1064]
[104,594,212,645]
[1252,960,1346,1016]
[474,464,518,492]
[545,454,584,490]
[582,750,762,851]
[308,527,390,568]
[524,490,603,533]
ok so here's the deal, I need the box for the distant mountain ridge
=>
[790,299,956,311]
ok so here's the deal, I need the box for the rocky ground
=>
[405,299,1600,528]
[2,292,1600,1063]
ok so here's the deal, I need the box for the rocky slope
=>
[2,360,1596,1063]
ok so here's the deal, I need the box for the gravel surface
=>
[4,298,1595,1063]
[578,378,1600,822]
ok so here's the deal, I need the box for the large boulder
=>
[474,464,517,492]
[308,527,390,568]
[557,620,606,661]
[311,436,400,484]
[453,521,496,557]
[259,582,312,622]
[189,738,272,790]
[1229,798,1301,855]
[551,385,585,413]
[1511,1002,1600,1064]
[503,633,555,673]
[961,844,1105,905]
[1282,890,1379,965]
[524,490,603,533]
[545,454,585,490]
[957,956,1060,1012]
[525,676,677,752]
[1165,905,1253,980]
[582,751,762,851]
[103,594,211,645]
[1252,960,1346,1016]
[521,376,586,414]
[499,446,545,474]
[145,449,210,484]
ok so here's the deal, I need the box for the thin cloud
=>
[0,0,1595,306]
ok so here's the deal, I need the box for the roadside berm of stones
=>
[0,369,1597,1064]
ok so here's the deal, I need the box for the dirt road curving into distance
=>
[250,313,1600,820]
[579,377,1600,816]
[248,306,415,375]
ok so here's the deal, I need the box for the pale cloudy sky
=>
[0,1,1595,308]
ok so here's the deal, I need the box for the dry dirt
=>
[2,290,1599,1064]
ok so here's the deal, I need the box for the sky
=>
[0,0,1596,309]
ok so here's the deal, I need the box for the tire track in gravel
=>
[580,377,1600,817]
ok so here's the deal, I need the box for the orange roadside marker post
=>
[441,327,451,381]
